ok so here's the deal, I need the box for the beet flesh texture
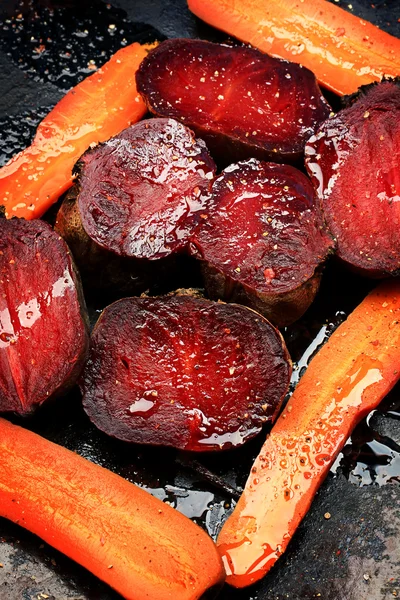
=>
[136,39,331,165]
[190,159,334,327]
[0,219,89,415]
[305,80,400,277]
[81,296,291,452]
[76,117,216,259]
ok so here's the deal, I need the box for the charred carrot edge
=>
[0,418,225,600]
[217,280,400,587]
[187,0,400,96]
[0,42,155,220]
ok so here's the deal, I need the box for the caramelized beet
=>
[75,117,216,259]
[136,39,330,164]
[0,219,89,415]
[190,160,334,327]
[81,295,291,451]
[305,80,400,277]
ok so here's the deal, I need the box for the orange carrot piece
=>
[217,280,400,587]
[0,418,225,600]
[187,0,400,96]
[0,42,155,220]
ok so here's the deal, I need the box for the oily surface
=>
[306,80,400,276]
[77,117,216,259]
[191,159,333,294]
[0,218,88,415]
[81,296,291,451]
[217,281,400,587]
[0,418,225,600]
[136,39,330,162]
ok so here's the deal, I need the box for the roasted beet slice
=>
[0,218,89,415]
[55,188,174,297]
[81,295,291,451]
[136,39,330,164]
[75,117,216,259]
[305,80,400,277]
[190,159,334,326]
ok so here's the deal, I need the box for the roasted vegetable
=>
[81,295,291,451]
[187,0,400,96]
[217,280,400,587]
[306,79,400,277]
[74,117,215,259]
[56,188,166,296]
[0,218,88,415]
[0,417,225,600]
[190,159,334,326]
[136,39,330,165]
[0,42,154,219]
[56,118,216,294]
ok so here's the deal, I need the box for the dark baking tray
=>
[0,1,399,599]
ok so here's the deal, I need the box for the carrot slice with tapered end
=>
[187,0,400,96]
[0,418,225,600]
[0,42,155,220]
[217,280,400,587]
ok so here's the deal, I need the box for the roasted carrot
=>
[217,280,400,587]
[187,0,400,96]
[0,418,225,600]
[0,42,155,220]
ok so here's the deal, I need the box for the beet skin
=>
[190,159,334,327]
[136,39,330,165]
[305,79,400,277]
[0,218,89,415]
[81,296,291,451]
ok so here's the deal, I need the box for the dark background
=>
[0,1,399,599]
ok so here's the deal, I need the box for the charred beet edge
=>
[136,39,330,165]
[81,295,291,451]
[56,117,216,294]
[56,188,171,297]
[190,159,334,327]
[0,219,89,415]
[305,79,400,277]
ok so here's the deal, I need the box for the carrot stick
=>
[0,42,155,220]
[217,280,400,587]
[0,418,225,600]
[187,0,400,96]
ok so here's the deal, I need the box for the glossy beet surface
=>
[55,188,179,297]
[305,80,400,277]
[81,295,291,451]
[136,39,331,164]
[190,160,334,326]
[0,219,89,415]
[76,117,216,259]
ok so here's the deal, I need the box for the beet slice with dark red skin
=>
[75,117,216,260]
[136,39,331,165]
[190,159,334,327]
[0,218,89,416]
[80,295,291,452]
[55,187,181,297]
[305,79,400,277]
